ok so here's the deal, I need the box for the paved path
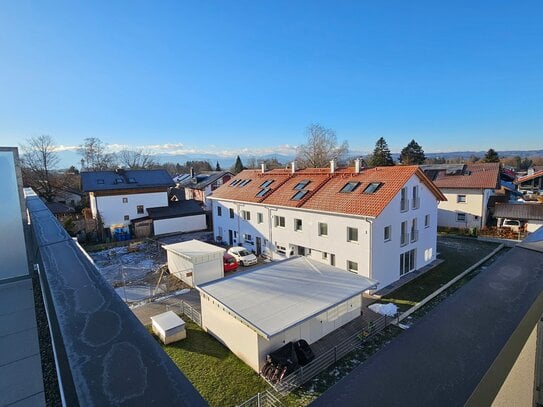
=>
[0,278,45,407]
[132,290,201,326]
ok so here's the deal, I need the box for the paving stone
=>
[0,327,40,367]
[0,354,44,406]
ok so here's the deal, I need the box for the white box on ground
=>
[151,311,186,344]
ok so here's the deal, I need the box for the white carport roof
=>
[197,257,378,339]
[162,240,225,263]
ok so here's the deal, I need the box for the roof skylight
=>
[291,190,308,201]
[363,182,383,194]
[294,180,310,190]
[340,181,360,193]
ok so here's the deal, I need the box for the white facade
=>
[163,240,225,287]
[437,188,494,229]
[90,191,168,228]
[154,214,207,236]
[211,174,439,289]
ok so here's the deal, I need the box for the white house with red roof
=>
[209,161,445,289]
[421,163,501,230]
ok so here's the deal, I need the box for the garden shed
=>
[162,240,225,287]
[197,256,378,372]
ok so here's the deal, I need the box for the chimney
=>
[330,159,336,174]
[190,167,195,178]
[291,161,297,174]
[261,163,266,173]
[354,158,361,173]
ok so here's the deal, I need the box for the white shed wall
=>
[154,214,207,236]
[166,250,223,287]
[93,191,168,227]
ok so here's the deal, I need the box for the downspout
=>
[365,218,374,280]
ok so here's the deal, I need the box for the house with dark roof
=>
[209,160,445,289]
[421,163,501,229]
[81,168,206,237]
[174,171,233,209]
[516,168,543,194]
[494,202,543,233]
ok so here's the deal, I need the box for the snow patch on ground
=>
[368,303,398,317]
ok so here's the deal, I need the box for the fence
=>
[166,300,202,326]
[236,389,283,407]
[273,315,389,394]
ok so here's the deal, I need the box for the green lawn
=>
[155,320,269,407]
[381,236,500,310]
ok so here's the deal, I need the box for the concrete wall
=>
[527,221,543,233]
[92,191,168,227]
[437,188,491,229]
[201,294,260,371]
[167,249,223,287]
[154,214,207,236]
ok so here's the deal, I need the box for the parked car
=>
[501,219,524,233]
[223,253,239,272]
[227,246,258,266]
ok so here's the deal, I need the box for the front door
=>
[228,229,233,246]
[256,237,262,255]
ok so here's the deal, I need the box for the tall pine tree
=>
[232,155,245,174]
[369,137,394,167]
[399,139,426,165]
[482,148,500,163]
[215,161,222,171]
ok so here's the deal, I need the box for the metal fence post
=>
[257,392,261,407]
[334,346,337,363]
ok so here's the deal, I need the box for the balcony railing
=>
[411,230,419,242]
[412,197,420,210]
[401,233,409,246]
[24,189,206,406]
[400,199,409,212]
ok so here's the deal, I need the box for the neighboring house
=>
[421,163,501,229]
[146,200,207,236]
[197,256,377,372]
[44,201,75,219]
[516,169,543,195]
[52,187,83,208]
[81,168,207,237]
[209,161,445,289]
[494,203,543,233]
[176,171,233,210]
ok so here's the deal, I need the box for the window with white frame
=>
[243,233,253,243]
[257,212,263,224]
[400,249,416,276]
[401,221,408,246]
[425,214,430,228]
[384,225,391,242]
[400,187,408,211]
[411,218,418,242]
[347,227,358,242]
[217,206,222,216]
[137,205,144,214]
[122,197,128,203]
[241,210,251,221]
[274,216,285,228]
[457,213,466,222]
[412,186,419,209]
[294,218,303,231]
[229,208,234,219]
[347,260,358,272]
[457,195,466,203]
[318,222,328,236]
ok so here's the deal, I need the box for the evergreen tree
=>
[482,148,500,163]
[399,139,426,165]
[215,161,222,171]
[232,155,245,174]
[369,137,394,167]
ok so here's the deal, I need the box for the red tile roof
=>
[423,163,500,190]
[516,169,543,184]
[210,166,445,218]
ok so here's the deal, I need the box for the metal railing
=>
[236,389,283,407]
[400,199,409,212]
[410,229,419,242]
[272,315,389,394]
[167,301,202,326]
[412,197,420,209]
[401,232,409,246]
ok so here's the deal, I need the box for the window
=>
[274,216,285,228]
[347,260,358,272]
[122,197,128,203]
[114,178,124,184]
[137,205,144,214]
[260,180,274,188]
[412,186,419,209]
[124,215,129,221]
[384,225,391,242]
[127,177,136,183]
[457,213,466,222]
[411,218,418,242]
[347,227,358,242]
[401,221,408,246]
[292,190,308,201]
[425,214,430,228]
[340,181,360,193]
[318,222,328,236]
[257,212,263,224]
[400,187,409,211]
[243,233,253,242]
[229,208,234,219]
[400,249,416,276]
[294,180,310,190]
[97,179,104,184]
[230,179,241,186]
[256,188,270,198]
[242,210,251,221]
[217,206,222,216]
[294,218,303,231]
[322,252,328,260]
[364,182,382,194]
[239,179,252,187]
[457,195,466,203]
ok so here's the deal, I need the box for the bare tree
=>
[296,124,349,168]
[20,135,60,201]
[79,137,117,170]
[117,149,157,169]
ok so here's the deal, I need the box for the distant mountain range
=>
[54,149,543,170]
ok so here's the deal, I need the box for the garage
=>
[163,240,225,287]
[197,256,377,372]
[147,200,207,236]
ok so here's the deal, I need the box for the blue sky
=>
[1,1,542,159]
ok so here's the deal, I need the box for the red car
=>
[223,253,239,272]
